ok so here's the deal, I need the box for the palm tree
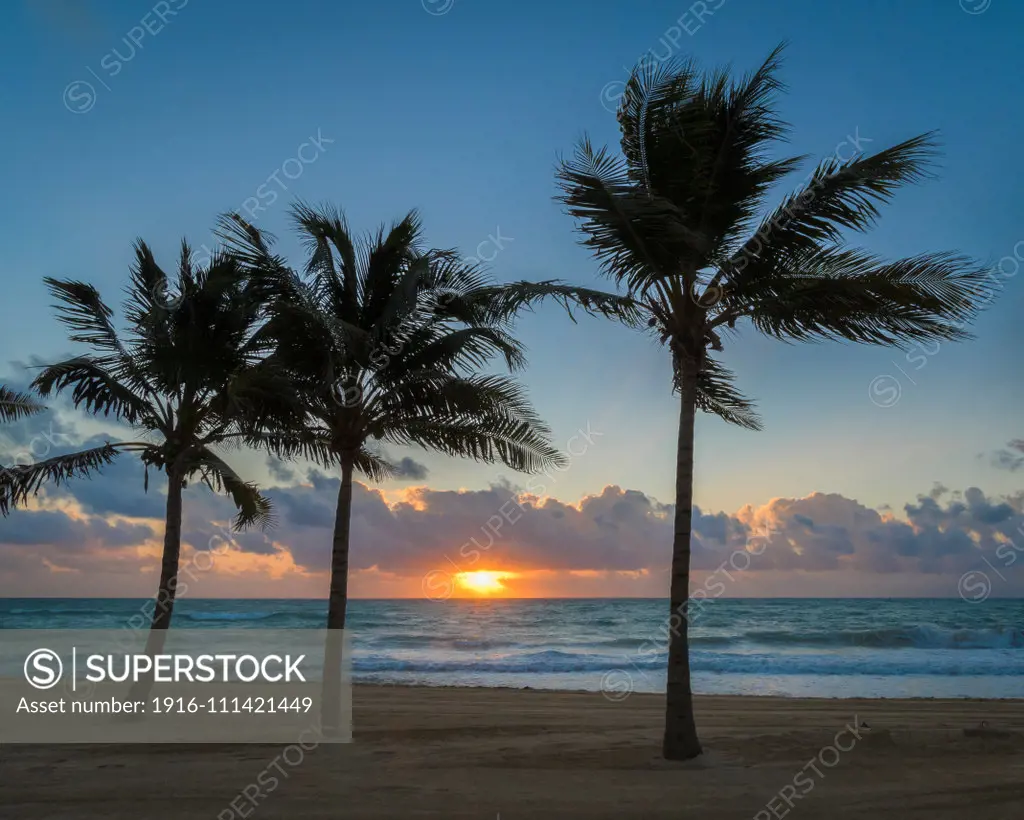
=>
[31,243,304,659]
[0,386,118,515]
[221,204,636,732]
[556,45,997,759]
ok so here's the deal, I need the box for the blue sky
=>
[1,0,1022,596]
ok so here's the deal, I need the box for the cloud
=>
[52,437,167,519]
[0,368,87,468]
[0,506,155,548]
[2,424,1024,597]
[991,439,1024,472]
[391,457,429,481]
[267,457,296,483]
[1,365,151,516]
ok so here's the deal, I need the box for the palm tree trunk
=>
[130,467,184,701]
[661,359,703,760]
[321,456,354,734]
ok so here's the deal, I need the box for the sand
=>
[2,686,1023,819]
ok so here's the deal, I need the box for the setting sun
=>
[456,571,512,595]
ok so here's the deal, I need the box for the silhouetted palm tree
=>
[556,45,996,759]
[0,386,118,514]
[32,244,305,658]
[221,204,637,732]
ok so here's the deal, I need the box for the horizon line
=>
[3,595,1022,602]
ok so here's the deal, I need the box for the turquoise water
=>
[3,598,1022,698]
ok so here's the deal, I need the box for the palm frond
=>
[289,201,361,324]
[0,386,44,423]
[43,277,127,356]
[353,449,398,483]
[420,250,492,296]
[692,359,762,430]
[0,443,120,515]
[373,254,431,343]
[727,133,940,281]
[722,249,996,346]
[379,373,565,473]
[32,356,156,425]
[188,447,274,531]
[617,44,797,260]
[388,326,527,375]
[470,280,645,327]
[556,137,707,290]
[363,211,423,322]
[214,213,281,271]
[239,428,337,467]
[396,415,564,474]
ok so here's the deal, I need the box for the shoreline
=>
[3,686,1024,818]
[353,680,1024,701]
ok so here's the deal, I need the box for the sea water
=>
[3,597,1022,698]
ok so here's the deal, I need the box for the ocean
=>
[3,597,1022,698]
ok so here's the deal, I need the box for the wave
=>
[179,611,296,623]
[367,634,518,650]
[691,650,1024,677]
[744,625,1024,650]
[352,648,1024,677]
[354,649,668,675]
[7,607,123,617]
[595,635,735,649]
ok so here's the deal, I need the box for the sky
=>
[0,0,1022,599]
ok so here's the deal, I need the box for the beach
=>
[1,1,1021,816]
[3,686,1023,819]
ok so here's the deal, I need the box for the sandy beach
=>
[2,686,1023,819]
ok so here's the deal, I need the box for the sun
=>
[456,570,511,595]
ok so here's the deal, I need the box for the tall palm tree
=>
[0,386,118,515]
[221,204,636,732]
[32,243,304,658]
[556,45,997,759]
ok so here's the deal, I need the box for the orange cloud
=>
[3,472,1022,598]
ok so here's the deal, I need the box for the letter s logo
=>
[25,648,63,690]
